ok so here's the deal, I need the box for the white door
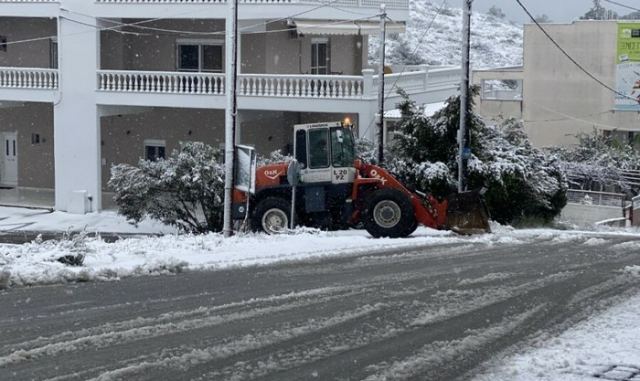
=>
[2,132,17,187]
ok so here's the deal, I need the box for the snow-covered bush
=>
[109,142,224,233]
[258,149,293,166]
[384,91,567,225]
[549,132,640,194]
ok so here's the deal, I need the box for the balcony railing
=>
[0,68,58,90]
[98,70,225,95]
[97,67,461,102]
[94,0,408,9]
[98,70,366,99]
[239,74,364,98]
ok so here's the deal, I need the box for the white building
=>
[0,0,460,213]
[473,21,640,149]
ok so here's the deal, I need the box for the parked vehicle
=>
[233,121,490,237]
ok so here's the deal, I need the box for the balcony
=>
[0,67,58,102]
[92,0,409,21]
[96,67,460,112]
[0,0,59,18]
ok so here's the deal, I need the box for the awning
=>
[294,20,405,36]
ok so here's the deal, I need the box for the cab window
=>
[295,129,307,168]
[308,129,329,169]
[331,127,355,167]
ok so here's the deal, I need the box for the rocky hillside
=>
[370,1,524,69]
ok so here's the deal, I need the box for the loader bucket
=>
[446,189,491,235]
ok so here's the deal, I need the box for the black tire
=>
[362,188,416,238]
[251,197,292,234]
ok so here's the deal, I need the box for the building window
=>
[144,139,166,161]
[50,38,58,69]
[311,38,330,75]
[481,79,523,101]
[177,40,223,72]
[0,36,6,52]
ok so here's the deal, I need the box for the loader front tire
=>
[252,197,291,234]
[362,189,415,238]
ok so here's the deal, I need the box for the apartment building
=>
[473,20,640,149]
[0,0,460,213]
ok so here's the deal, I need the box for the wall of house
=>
[101,19,226,71]
[101,20,365,75]
[100,107,226,188]
[472,68,523,123]
[101,108,359,189]
[0,102,54,188]
[0,17,57,68]
[523,21,640,147]
[264,22,364,75]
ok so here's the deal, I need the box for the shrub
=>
[384,91,567,225]
[109,142,225,233]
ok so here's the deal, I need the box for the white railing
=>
[98,70,225,94]
[567,189,626,208]
[379,70,429,94]
[0,68,58,89]
[97,67,459,100]
[98,70,365,99]
[239,74,364,99]
[94,0,408,9]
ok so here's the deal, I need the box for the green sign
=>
[616,22,640,110]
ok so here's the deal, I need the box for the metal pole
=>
[223,0,239,237]
[458,0,472,193]
[290,186,296,230]
[377,4,387,165]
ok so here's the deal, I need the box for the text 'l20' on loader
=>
[232,121,491,238]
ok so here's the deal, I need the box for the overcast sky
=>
[471,0,633,23]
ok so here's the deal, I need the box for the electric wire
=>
[360,0,448,140]
[602,0,640,13]
[1,1,373,46]
[515,0,638,103]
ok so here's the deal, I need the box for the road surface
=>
[1,234,639,380]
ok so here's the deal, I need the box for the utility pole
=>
[377,4,387,165]
[458,0,472,193]
[223,0,239,238]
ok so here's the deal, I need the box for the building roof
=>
[384,101,446,120]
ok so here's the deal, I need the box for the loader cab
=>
[293,122,357,185]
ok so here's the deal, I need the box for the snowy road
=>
[1,235,639,380]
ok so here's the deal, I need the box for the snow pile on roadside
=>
[1,226,638,288]
[0,207,177,234]
[474,293,640,381]
[1,228,458,287]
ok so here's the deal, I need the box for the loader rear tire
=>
[362,189,415,238]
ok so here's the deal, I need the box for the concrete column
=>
[358,107,376,141]
[54,1,101,213]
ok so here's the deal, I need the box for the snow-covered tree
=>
[109,142,225,233]
[549,132,640,194]
[488,6,506,19]
[381,91,567,224]
[581,0,617,20]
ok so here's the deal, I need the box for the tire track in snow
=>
[85,303,388,381]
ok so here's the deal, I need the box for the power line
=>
[515,0,638,103]
[2,6,378,47]
[602,0,640,13]
[61,13,378,37]
[361,0,448,139]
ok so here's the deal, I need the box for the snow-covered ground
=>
[0,207,177,234]
[475,285,640,381]
[1,217,638,289]
[371,1,523,69]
